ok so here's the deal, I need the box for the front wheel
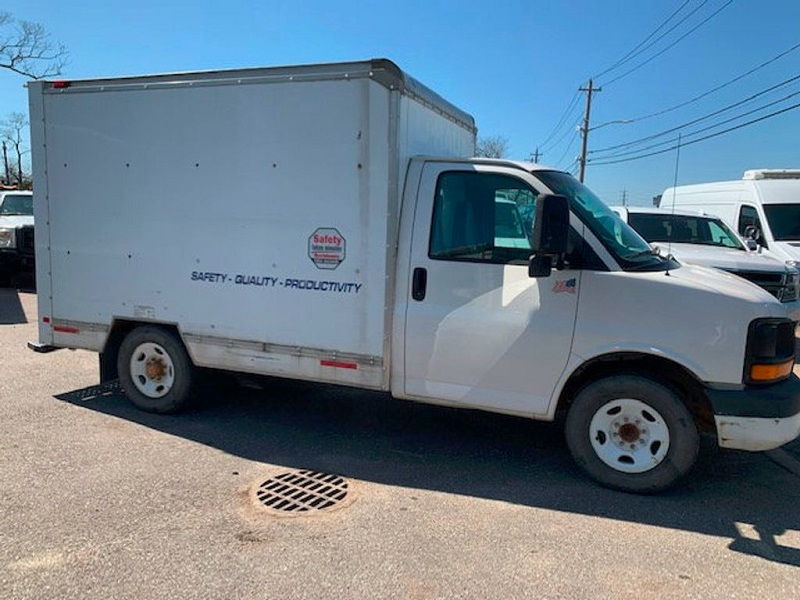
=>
[565,375,699,493]
[117,326,195,414]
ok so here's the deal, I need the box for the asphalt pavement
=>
[1,289,799,599]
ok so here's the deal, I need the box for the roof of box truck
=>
[38,58,476,133]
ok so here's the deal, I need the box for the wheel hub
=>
[145,358,167,381]
[589,398,670,474]
[129,342,176,399]
[617,422,641,443]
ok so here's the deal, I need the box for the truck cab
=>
[396,158,800,491]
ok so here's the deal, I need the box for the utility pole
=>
[578,79,601,183]
[621,189,627,206]
[531,147,541,163]
[1,141,8,186]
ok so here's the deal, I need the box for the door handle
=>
[412,267,427,301]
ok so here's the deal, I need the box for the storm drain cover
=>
[254,470,349,514]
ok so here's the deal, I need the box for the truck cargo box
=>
[28,59,476,389]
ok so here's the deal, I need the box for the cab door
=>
[403,162,580,416]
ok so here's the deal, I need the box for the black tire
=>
[117,325,195,414]
[564,375,699,493]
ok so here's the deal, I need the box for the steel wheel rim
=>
[129,342,175,399]
[589,398,670,474]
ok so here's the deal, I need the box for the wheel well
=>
[557,353,716,434]
[100,319,183,382]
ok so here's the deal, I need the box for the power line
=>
[541,1,695,153]
[593,0,698,80]
[609,40,800,124]
[556,131,580,168]
[593,87,800,160]
[589,101,800,165]
[590,73,800,154]
[600,0,734,87]
[538,91,581,149]
[542,113,581,155]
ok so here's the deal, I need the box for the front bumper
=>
[0,249,34,271]
[706,375,800,451]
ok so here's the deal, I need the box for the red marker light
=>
[52,81,70,89]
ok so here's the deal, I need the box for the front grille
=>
[16,226,34,256]
[726,269,796,302]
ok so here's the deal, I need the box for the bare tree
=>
[0,12,67,79]
[3,112,29,185]
[475,135,509,159]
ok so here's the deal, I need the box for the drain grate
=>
[254,470,349,513]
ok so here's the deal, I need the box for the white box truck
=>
[28,59,800,492]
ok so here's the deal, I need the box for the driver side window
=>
[429,171,539,264]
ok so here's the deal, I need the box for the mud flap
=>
[99,351,118,383]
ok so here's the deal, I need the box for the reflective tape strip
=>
[320,360,358,370]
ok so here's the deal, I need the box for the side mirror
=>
[745,238,758,251]
[532,194,569,254]
[743,225,760,241]
[528,254,552,278]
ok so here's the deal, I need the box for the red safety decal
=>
[320,359,358,370]
[53,325,79,334]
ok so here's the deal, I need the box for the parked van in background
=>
[661,169,800,270]
[613,206,800,320]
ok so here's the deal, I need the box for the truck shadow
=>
[0,287,27,324]
[55,376,800,568]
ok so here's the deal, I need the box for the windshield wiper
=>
[627,248,661,260]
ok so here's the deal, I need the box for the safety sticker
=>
[309,227,346,270]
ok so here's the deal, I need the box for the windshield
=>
[628,213,745,250]
[763,204,800,241]
[533,171,668,270]
[0,194,33,216]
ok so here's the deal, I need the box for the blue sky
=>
[6,0,800,205]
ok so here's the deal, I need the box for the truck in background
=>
[0,190,35,286]
[613,205,800,320]
[27,60,800,493]
[661,169,800,269]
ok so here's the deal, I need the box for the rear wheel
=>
[117,326,195,413]
[564,375,699,493]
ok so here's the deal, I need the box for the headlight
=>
[786,260,800,270]
[782,270,800,302]
[744,318,796,384]
[0,227,15,249]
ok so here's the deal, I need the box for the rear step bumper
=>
[27,341,60,353]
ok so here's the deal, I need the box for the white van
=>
[27,60,800,493]
[662,170,800,269]
[612,206,800,320]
